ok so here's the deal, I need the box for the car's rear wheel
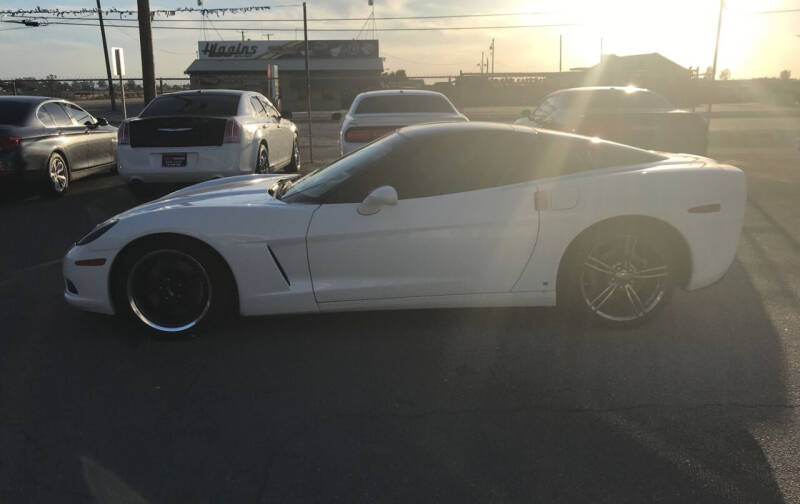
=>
[113,237,236,337]
[255,143,270,174]
[285,137,300,173]
[45,152,69,196]
[561,225,674,326]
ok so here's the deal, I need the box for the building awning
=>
[185,58,383,73]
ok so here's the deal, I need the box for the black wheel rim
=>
[126,250,211,332]
[579,233,669,322]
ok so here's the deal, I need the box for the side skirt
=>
[317,291,556,313]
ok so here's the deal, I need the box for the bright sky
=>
[0,0,798,79]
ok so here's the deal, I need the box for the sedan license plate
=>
[162,153,187,168]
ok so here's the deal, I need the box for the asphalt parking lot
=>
[1,110,799,503]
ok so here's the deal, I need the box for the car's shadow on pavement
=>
[0,253,790,502]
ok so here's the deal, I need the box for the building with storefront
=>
[185,40,383,112]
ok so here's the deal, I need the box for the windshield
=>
[281,133,404,203]
[140,93,240,117]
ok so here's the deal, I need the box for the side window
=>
[249,97,266,117]
[533,96,559,124]
[259,97,278,119]
[64,103,93,125]
[37,107,55,127]
[328,132,540,202]
[41,102,73,127]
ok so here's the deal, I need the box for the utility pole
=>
[241,30,245,41]
[707,0,724,115]
[96,0,116,111]
[481,51,484,74]
[559,35,563,72]
[137,0,156,105]
[490,38,495,75]
[303,2,313,163]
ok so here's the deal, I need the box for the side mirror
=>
[280,110,293,120]
[331,112,342,121]
[358,185,398,216]
[96,117,109,126]
[520,109,532,119]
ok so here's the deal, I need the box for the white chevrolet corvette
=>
[63,122,746,335]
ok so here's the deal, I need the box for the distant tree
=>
[96,80,107,89]
[125,79,136,91]
[719,68,731,80]
[703,66,714,79]
[780,69,791,80]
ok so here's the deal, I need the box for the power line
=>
[5,20,576,32]
[11,11,556,23]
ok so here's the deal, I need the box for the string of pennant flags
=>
[0,5,278,19]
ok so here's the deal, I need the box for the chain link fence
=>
[0,77,191,101]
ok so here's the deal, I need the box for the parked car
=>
[338,89,467,155]
[0,96,116,195]
[64,122,745,335]
[516,86,709,155]
[117,90,299,186]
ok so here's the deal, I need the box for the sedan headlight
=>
[76,219,118,246]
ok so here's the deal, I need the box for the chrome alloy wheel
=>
[579,234,669,322]
[49,155,68,193]
[126,250,212,332]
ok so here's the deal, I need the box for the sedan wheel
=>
[47,153,69,196]
[126,249,212,333]
[578,232,671,323]
[256,143,270,174]
[285,138,300,173]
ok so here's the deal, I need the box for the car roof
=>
[157,89,250,97]
[355,89,448,98]
[0,95,59,104]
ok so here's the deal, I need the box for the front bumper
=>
[62,245,116,315]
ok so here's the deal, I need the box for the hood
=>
[117,174,290,219]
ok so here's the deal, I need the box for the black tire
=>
[285,137,300,173]
[112,236,237,337]
[559,222,675,327]
[255,142,270,174]
[44,152,70,196]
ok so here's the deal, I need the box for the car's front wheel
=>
[113,237,236,336]
[561,225,674,326]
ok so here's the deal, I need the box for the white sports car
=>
[63,122,746,335]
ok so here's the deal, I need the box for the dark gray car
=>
[0,96,117,195]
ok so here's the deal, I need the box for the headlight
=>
[76,219,118,246]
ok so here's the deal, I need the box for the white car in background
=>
[64,122,745,336]
[338,89,467,155]
[117,90,299,185]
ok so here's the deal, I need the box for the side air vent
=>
[267,245,290,286]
